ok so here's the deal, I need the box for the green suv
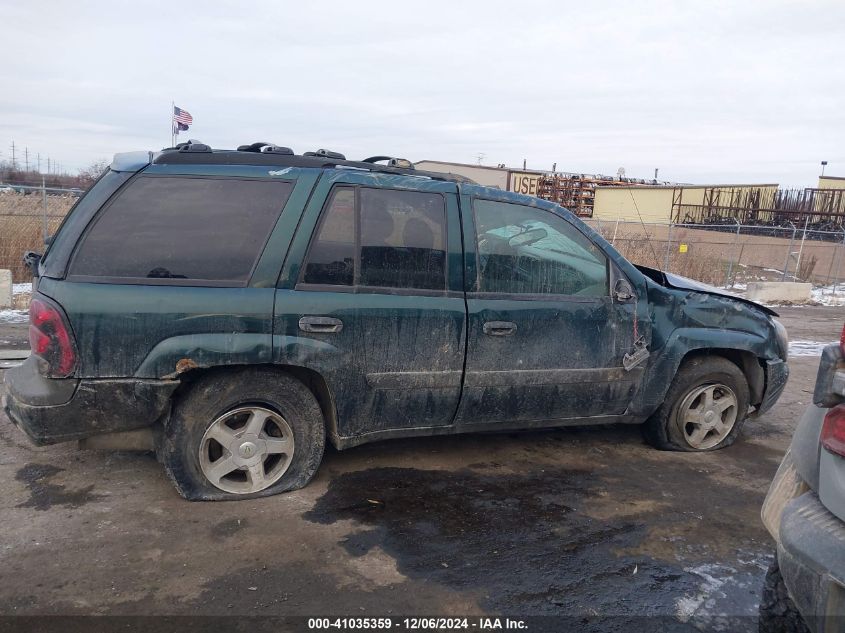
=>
[3,142,789,500]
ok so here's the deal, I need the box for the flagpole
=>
[171,100,175,147]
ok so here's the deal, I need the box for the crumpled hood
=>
[635,265,779,317]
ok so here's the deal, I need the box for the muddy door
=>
[454,193,641,425]
[273,172,467,440]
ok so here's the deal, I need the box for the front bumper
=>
[3,357,178,445]
[756,358,789,416]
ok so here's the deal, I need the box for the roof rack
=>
[363,156,414,169]
[304,148,346,160]
[236,142,294,155]
[155,141,476,184]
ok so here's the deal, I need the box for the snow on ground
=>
[811,283,845,307]
[0,309,28,324]
[12,282,32,294]
[789,340,838,357]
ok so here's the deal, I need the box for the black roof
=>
[153,143,476,184]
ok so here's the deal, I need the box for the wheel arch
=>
[631,327,772,417]
[678,348,765,406]
[168,363,340,447]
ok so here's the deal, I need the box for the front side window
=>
[473,199,608,296]
[70,176,293,282]
[301,186,447,291]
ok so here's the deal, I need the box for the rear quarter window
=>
[69,176,293,283]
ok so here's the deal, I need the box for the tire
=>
[642,355,750,452]
[160,368,326,501]
[758,557,810,633]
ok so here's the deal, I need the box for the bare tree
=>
[77,159,110,188]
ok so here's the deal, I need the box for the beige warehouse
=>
[592,184,779,223]
[819,176,845,190]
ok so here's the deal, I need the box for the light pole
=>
[821,160,828,176]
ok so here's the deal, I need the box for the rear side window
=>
[301,186,447,291]
[359,188,446,290]
[302,187,356,285]
[69,176,293,283]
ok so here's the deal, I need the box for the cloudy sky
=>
[1,1,842,186]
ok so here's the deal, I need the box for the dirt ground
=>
[0,307,841,631]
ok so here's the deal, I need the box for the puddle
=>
[305,466,765,627]
[15,463,102,511]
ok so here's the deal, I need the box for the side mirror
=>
[614,278,634,302]
[508,227,548,248]
[23,251,42,277]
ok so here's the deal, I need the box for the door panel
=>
[455,296,639,423]
[455,190,645,426]
[274,171,467,440]
[274,289,465,436]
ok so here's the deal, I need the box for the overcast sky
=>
[1,1,842,186]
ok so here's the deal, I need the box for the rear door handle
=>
[482,321,517,337]
[299,316,344,334]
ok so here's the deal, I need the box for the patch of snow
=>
[676,564,731,621]
[789,340,837,357]
[0,309,29,324]
[676,559,769,627]
[811,283,845,307]
[12,282,32,295]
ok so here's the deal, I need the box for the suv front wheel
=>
[160,368,326,501]
[643,356,750,452]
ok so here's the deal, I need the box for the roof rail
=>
[153,143,476,184]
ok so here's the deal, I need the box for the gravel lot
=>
[0,306,841,631]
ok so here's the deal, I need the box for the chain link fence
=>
[2,190,844,297]
[585,218,845,295]
[0,186,77,281]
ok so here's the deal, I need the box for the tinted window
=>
[300,186,448,291]
[474,199,608,296]
[70,177,293,282]
[359,188,446,290]
[302,187,356,285]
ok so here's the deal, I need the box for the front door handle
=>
[483,321,517,337]
[299,316,344,334]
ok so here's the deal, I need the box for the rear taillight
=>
[29,297,77,378]
[822,405,845,458]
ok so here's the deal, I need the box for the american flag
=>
[173,106,193,132]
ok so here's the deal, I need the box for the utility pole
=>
[10,141,16,169]
[47,157,51,175]
[24,147,29,172]
[37,153,41,173]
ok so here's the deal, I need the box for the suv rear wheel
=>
[643,356,750,452]
[160,368,326,501]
